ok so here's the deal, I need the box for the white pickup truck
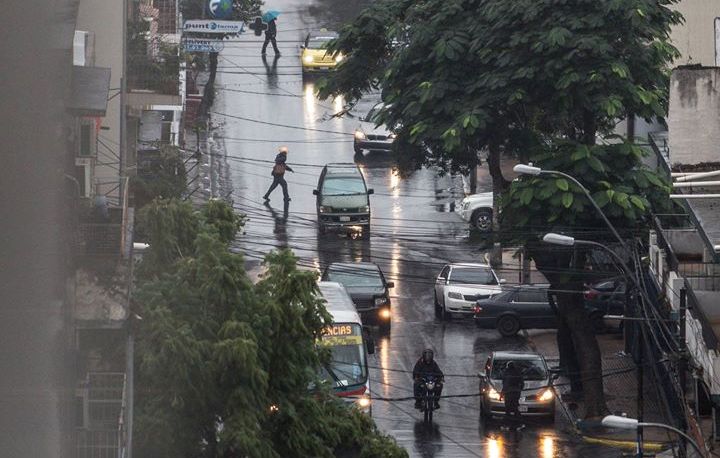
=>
[457,192,494,232]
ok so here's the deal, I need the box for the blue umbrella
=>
[262,10,280,22]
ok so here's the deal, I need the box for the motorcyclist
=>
[413,349,444,409]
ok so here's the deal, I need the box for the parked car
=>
[434,263,504,319]
[457,192,494,232]
[322,262,393,330]
[584,277,626,316]
[479,351,556,421]
[473,285,608,336]
[301,29,341,74]
[353,102,396,154]
[313,163,373,238]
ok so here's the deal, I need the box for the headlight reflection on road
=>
[304,83,316,120]
[487,437,503,458]
[541,436,555,458]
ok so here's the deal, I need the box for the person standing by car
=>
[261,18,280,56]
[263,146,294,202]
[413,349,444,409]
[502,361,524,423]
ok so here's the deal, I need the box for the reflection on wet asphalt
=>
[209,0,620,455]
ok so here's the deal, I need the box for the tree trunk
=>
[528,244,609,418]
[487,143,508,266]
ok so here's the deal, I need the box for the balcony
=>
[76,372,128,458]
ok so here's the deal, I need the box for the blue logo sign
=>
[209,0,233,19]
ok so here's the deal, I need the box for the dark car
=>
[313,163,374,239]
[322,262,393,329]
[584,278,626,316]
[473,285,607,336]
[479,351,556,421]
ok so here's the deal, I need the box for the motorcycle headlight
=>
[538,389,554,402]
[303,54,314,64]
[374,296,388,306]
[354,130,366,140]
[319,206,332,213]
[427,382,435,390]
[447,292,463,300]
[487,388,502,401]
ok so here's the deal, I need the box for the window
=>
[491,358,547,381]
[322,177,366,196]
[79,123,93,156]
[514,290,547,303]
[449,267,497,285]
[327,268,383,288]
[439,265,451,279]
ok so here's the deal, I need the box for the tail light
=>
[584,290,598,301]
[474,305,482,314]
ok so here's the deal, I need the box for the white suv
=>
[434,263,505,319]
[458,192,494,232]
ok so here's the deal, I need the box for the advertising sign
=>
[183,20,244,34]
[182,38,225,53]
[209,0,233,19]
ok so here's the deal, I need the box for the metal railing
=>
[76,372,127,458]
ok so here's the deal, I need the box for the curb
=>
[523,330,669,453]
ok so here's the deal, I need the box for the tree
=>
[133,199,406,457]
[319,0,681,417]
[131,145,187,209]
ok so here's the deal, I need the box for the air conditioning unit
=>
[75,157,95,199]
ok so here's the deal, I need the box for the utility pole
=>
[679,287,688,457]
[636,292,644,458]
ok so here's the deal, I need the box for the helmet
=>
[422,349,434,364]
[279,146,289,154]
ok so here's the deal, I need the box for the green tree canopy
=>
[133,199,406,457]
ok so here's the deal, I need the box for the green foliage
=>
[131,145,187,209]
[501,141,672,243]
[319,0,681,173]
[133,199,406,457]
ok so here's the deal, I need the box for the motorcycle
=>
[416,375,442,424]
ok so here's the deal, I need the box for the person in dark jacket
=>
[501,361,524,420]
[263,146,294,202]
[413,349,444,409]
[261,18,280,56]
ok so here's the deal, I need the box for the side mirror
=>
[313,189,319,195]
[363,326,375,355]
[386,281,395,289]
[367,189,374,195]
[499,279,507,284]
[436,276,446,283]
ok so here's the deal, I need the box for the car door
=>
[435,265,451,301]
[512,290,556,329]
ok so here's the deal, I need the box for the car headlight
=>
[447,292,463,300]
[303,54,314,64]
[335,53,344,63]
[354,130,366,140]
[356,395,371,409]
[487,387,502,401]
[374,296,388,306]
[388,133,396,139]
[319,206,332,213]
[538,389,554,402]
[379,308,391,319]
[361,205,370,212]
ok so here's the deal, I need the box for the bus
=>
[317,281,375,413]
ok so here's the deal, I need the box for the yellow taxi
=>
[301,29,343,74]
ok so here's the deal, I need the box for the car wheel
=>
[318,224,327,235]
[497,315,520,337]
[434,293,442,317]
[590,311,606,334]
[441,302,451,321]
[471,209,493,232]
[546,404,556,423]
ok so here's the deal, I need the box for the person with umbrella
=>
[261,10,281,56]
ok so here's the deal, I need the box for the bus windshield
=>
[318,323,368,388]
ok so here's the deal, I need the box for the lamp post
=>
[543,233,646,457]
[513,164,629,252]
[602,415,703,457]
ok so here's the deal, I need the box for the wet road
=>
[204,1,620,456]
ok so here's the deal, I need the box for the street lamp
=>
[602,415,702,457]
[513,164,628,251]
[542,233,634,282]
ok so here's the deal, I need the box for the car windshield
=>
[318,324,368,388]
[450,267,497,285]
[491,358,547,381]
[322,177,366,195]
[308,38,333,49]
[327,267,383,288]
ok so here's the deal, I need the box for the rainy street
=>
[202,1,619,456]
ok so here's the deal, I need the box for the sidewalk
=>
[527,329,680,454]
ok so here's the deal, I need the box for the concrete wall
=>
[668,67,720,166]
[671,0,720,66]
[76,0,124,204]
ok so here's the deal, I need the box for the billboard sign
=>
[183,20,244,34]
